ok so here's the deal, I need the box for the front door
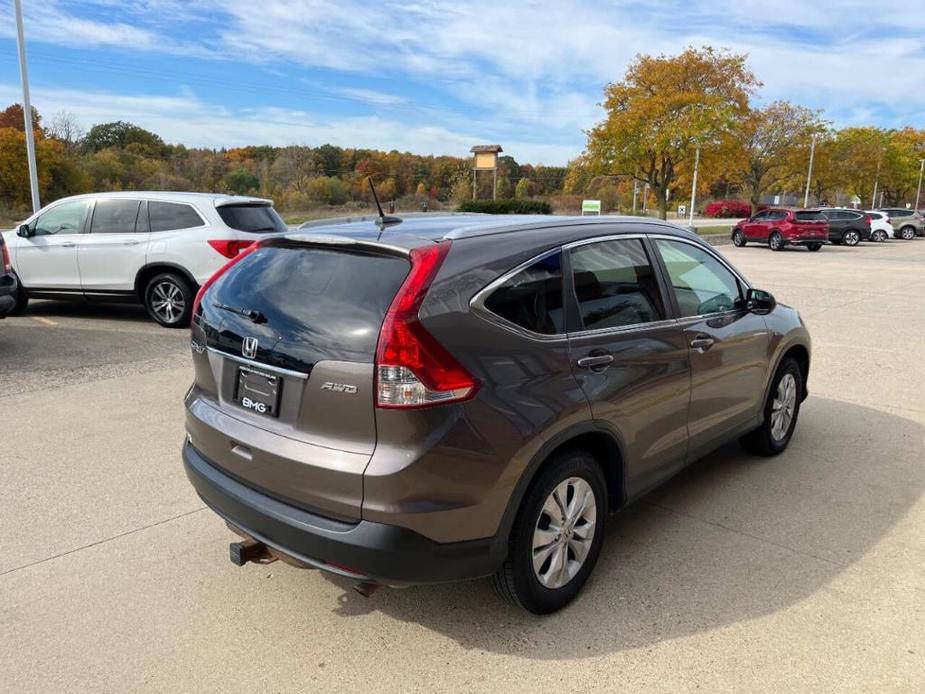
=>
[15,199,92,291]
[566,236,691,498]
[651,238,770,460]
[743,211,770,240]
[78,198,149,294]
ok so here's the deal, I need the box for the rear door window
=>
[217,204,287,233]
[484,252,564,335]
[569,239,664,330]
[89,199,141,234]
[148,202,205,232]
[795,211,823,221]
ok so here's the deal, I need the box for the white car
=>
[1,192,288,327]
[866,210,894,242]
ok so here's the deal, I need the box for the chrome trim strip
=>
[207,347,310,380]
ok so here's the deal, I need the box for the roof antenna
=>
[368,177,402,233]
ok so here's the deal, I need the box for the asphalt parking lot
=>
[2,239,924,693]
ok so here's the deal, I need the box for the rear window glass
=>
[484,252,564,335]
[208,245,409,362]
[217,204,287,233]
[149,202,204,232]
[795,211,824,221]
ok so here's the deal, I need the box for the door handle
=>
[576,354,614,369]
[122,240,141,246]
[690,335,715,351]
[61,241,77,247]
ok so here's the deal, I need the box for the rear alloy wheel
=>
[740,356,803,456]
[899,226,916,240]
[872,229,887,242]
[806,243,822,252]
[144,272,194,328]
[768,232,784,251]
[732,229,747,247]
[490,450,606,614]
[843,230,860,246]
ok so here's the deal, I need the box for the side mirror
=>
[746,288,776,315]
[17,223,33,238]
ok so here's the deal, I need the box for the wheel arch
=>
[134,263,198,301]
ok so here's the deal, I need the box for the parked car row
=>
[731,206,924,251]
[0,192,289,327]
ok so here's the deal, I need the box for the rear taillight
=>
[375,241,478,408]
[864,215,872,225]
[191,242,261,321]
[1,241,10,274]
[885,217,891,225]
[208,239,253,259]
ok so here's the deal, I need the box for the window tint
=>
[770,210,788,220]
[569,239,664,330]
[753,211,770,221]
[148,201,205,232]
[484,252,564,335]
[32,200,91,236]
[655,239,742,317]
[795,211,824,221]
[891,209,910,217]
[90,199,141,234]
[217,204,287,233]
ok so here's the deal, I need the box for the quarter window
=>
[31,200,91,236]
[90,199,141,234]
[484,252,564,335]
[569,239,664,330]
[655,239,742,317]
[148,201,205,232]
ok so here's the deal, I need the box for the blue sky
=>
[1,0,923,165]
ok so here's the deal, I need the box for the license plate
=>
[235,366,281,418]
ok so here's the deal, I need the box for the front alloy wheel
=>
[732,229,746,247]
[843,230,860,246]
[740,356,803,456]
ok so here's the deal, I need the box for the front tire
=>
[732,229,746,247]
[768,232,784,251]
[144,273,194,328]
[490,450,607,614]
[899,226,916,240]
[843,230,860,246]
[740,357,803,456]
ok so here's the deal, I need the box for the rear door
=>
[187,240,411,520]
[651,237,770,460]
[15,199,91,291]
[565,235,691,496]
[78,198,148,294]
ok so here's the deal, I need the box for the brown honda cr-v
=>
[182,214,811,614]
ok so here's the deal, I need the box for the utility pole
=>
[642,183,649,213]
[915,159,924,212]
[632,180,638,214]
[14,0,40,213]
[803,133,817,208]
[871,156,881,210]
[688,144,700,226]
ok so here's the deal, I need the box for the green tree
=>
[585,46,759,219]
[83,121,165,156]
[223,168,259,195]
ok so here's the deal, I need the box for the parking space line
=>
[30,316,58,327]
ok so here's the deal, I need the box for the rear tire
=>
[144,272,193,328]
[899,226,916,240]
[806,243,822,252]
[732,229,746,247]
[872,230,887,242]
[768,232,784,251]
[843,230,860,246]
[740,357,803,456]
[490,450,607,614]
[10,278,28,316]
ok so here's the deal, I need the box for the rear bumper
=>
[183,441,506,585]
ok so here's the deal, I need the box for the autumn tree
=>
[585,46,759,219]
[729,101,825,213]
[831,127,889,207]
[0,104,42,133]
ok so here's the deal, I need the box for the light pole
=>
[915,159,924,212]
[803,133,817,208]
[14,0,40,213]
[871,156,881,210]
[688,144,700,226]
[632,180,638,215]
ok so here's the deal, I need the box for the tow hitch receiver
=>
[229,538,277,566]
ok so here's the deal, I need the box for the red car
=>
[732,208,829,251]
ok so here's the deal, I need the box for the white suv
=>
[1,192,289,327]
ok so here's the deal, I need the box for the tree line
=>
[1,45,922,220]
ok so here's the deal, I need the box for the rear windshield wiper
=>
[213,302,267,324]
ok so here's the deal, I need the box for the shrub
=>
[456,198,552,214]
[703,200,752,218]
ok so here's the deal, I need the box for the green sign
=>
[581,199,601,215]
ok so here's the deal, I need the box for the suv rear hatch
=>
[187,238,411,521]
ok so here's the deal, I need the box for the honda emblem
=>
[242,337,258,359]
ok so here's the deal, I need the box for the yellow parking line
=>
[30,316,57,327]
